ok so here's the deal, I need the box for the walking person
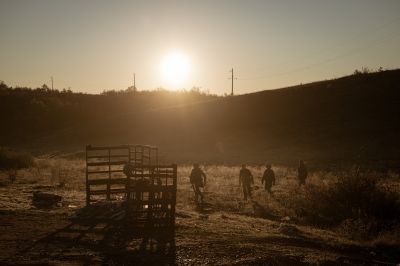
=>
[239,164,254,201]
[298,160,308,186]
[123,162,150,202]
[190,163,207,204]
[262,164,275,195]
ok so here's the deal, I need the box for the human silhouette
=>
[123,162,149,202]
[189,163,207,204]
[123,162,135,178]
[239,164,254,201]
[123,162,135,200]
[261,164,275,195]
[298,160,308,186]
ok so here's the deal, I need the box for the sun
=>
[160,52,191,89]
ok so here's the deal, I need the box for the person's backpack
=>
[190,169,203,185]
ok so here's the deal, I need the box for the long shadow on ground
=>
[3,206,175,265]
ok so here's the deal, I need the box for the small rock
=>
[32,191,62,208]
[278,223,301,236]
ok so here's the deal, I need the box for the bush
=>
[0,149,35,170]
[293,173,400,237]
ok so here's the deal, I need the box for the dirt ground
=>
[0,162,399,265]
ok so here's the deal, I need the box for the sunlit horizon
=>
[1,0,400,94]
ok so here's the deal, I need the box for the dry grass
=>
[286,172,400,237]
[1,159,399,240]
[1,158,400,264]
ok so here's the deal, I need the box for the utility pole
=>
[133,73,136,93]
[51,76,54,90]
[229,68,237,96]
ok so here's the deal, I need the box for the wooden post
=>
[127,146,131,201]
[85,145,90,206]
[171,164,177,226]
[107,148,111,200]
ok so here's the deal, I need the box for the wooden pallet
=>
[85,144,177,227]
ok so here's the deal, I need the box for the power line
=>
[239,16,400,81]
[239,27,400,81]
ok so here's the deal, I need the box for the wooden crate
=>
[85,144,177,227]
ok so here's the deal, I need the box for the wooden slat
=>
[86,145,130,151]
[87,178,127,185]
[89,188,127,195]
[87,162,174,168]
[87,169,124,175]
[88,185,176,194]
[87,160,127,166]
[125,186,176,193]
[87,171,175,176]
[88,173,166,178]
[87,154,129,159]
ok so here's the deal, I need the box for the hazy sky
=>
[1,0,400,94]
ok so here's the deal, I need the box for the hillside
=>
[1,70,400,168]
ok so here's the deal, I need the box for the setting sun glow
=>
[160,53,191,89]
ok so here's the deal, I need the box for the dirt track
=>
[1,186,398,265]
[0,166,399,266]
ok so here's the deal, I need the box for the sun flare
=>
[160,52,191,89]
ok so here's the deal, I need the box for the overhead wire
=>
[238,16,400,81]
